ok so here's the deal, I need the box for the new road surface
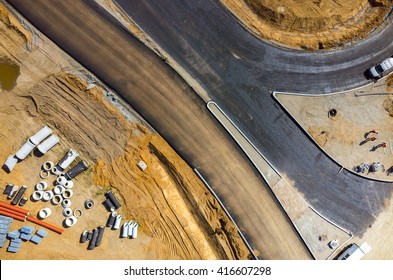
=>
[116,0,393,235]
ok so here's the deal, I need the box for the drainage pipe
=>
[105,191,121,210]
[37,135,59,155]
[95,226,105,247]
[103,198,115,212]
[3,183,14,195]
[80,230,88,243]
[106,211,117,227]
[0,209,26,222]
[65,160,89,180]
[7,185,19,199]
[15,140,35,160]
[127,221,134,237]
[11,185,27,205]
[113,214,122,230]
[29,126,52,145]
[57,149,79,170]
[0,202,30,216]
[4,155,18,172]
[121,222,129,238]
[26,216,64,234]
[0,206,27,220]
[131,223,138,239]
[87,228,98,250]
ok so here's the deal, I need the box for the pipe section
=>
[87,228,98,250]
[27,216,64,234]
[7,185,19,199]
[121,221,129,238]
[103,198,115,212]
[0,202,30,215]
[42,161,54,171]
[64,216,78,227]
[38,208,52,219]
[65,160,89,180]
[3,155,18,172]
[31,191,43,201]
[80,230,88,243]
[113,214,122,230]
[11,185,27,205]
[105,191,121,210]
[15,140,35,160]
[29,126,52,145]
[37,135,59,154]
[95,226,105,247]
[35,181,47,191]
[3,183,14,195]
[106,211,117,227]
[0,209,26,222]
[57,149,79,170]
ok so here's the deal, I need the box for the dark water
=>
[0,60,20,91]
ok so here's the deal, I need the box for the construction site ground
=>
[275,75,393,259]
[221,0,393,50]
[0,2,250,260]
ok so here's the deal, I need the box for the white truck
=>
[337,242,371,260]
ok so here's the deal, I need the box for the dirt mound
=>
[221,0,393,50]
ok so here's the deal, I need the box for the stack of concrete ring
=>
[31,149,90,228]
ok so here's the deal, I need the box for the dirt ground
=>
[0,2,250,260]
[221,0,393,50]
[275,75,393,259]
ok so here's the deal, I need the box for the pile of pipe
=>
[121,220,139,239]
[3,126,59,173]
[80,226,105,250]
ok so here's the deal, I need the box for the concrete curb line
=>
[194,168,258,260]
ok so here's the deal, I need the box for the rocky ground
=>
[221,0,393,50]
[0,2,250,260]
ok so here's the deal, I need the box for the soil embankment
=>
[221,0,393,50]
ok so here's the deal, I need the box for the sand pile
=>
[0,2,249,259]
[221,0,393,50]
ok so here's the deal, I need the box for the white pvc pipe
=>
[62,199,71,208]
[65,216,78,227]
[56,176,68,186]
[121,222,130,238]
[4,155,18,172]
[64,180,73,189]
[113,214,122,230]
[8,185,19,199]
[42,161,54,171]
[42,190,54,202]
[53,185,65,195]
[131,223,138,239]
[31,191,43,201]
[38,208,52,219]
[29,126,52,145]
[58,149,79,170]
[63,208,72,217]
[62,189,73,199]
[15,140,35,160]
[127,221,134,237]
[35,181,47,191]
[37,135,59,154]
[52,195,63,205]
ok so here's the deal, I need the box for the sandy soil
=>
[0,2,249,260]
[221,0,393,50]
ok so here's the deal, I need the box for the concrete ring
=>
[40,170,50,179]
[35,181,48,191]
[42,190,54,201]
[64,216,78,227]
[84,199,94,209]
[31,191,43,201]
[73,208,83,218]
[63,207,73,217]
[52,195,63,205]
[42,161,54,171]
[62,189,73,199]
[62,198,71,208]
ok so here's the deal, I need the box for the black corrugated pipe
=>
[80,230,88,243]
[103,198,115,212]
[87,228,98,250]
[105,191,121,209]
[11,186,27,205]
[3,184,13,195]
[95,226,105,247]
[65,160,89,180]
[106,211,117,227]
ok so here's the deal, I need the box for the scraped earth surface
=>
[0,2,249,260]
[221,0,393,50]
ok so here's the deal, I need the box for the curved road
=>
[116,0,393,235]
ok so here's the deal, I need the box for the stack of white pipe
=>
[4,126,59,172]
[121,220,138,239]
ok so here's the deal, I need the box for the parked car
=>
[368,57,393,79]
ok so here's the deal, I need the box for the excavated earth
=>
[221,0,393,50]
[0,3,249,260]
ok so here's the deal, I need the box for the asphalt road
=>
[6,0,313,259]
[115,0,393,235]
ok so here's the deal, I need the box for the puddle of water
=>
[0,60,20,91]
